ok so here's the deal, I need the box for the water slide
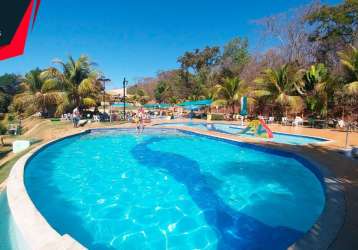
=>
[239,119,273,139]
[258,119,273,138]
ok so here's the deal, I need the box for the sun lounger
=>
[281,117,288,125]
[78,120,88,127]
[93,115,100,122]
[268,117,274,124]
[292,116,303,126]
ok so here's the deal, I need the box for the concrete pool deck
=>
[2,118,358,249]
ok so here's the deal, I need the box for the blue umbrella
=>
[111,102,133,108]
[178,99,212,107]
[184,105,200,111]
[240,96,248,116]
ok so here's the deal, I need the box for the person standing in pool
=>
[138,108,145,133]
[134,114,140,134]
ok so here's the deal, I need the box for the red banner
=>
[0,0,41,60]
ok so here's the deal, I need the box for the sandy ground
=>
[0,117,357,249]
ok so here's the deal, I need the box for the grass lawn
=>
[0,148,32,184]
[0,146,12,159]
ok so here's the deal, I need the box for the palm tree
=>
[168,96,179,105]
[42,55,102,110]
[254,64,303,116]
[202,86,218,113]
[213,77,246,115]
[301,63,331,117]
[338,45,358,95]
[12,69,65,116]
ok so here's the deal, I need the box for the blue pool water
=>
[25,129,325,250]
[155,122,328,145]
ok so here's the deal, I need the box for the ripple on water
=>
[24,130,325,249]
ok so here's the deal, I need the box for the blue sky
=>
[0,0,340,88]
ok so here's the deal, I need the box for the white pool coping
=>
[6,132,87,250]
[6,127,345,250]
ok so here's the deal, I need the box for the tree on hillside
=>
[130,88,149,105]
[221,37,250,77]
[306,0,358,66]
[154,81,170,103]
[178,46,220,95]
[128,77,157,99]
[255,3,319,66]
[0,73,21,113]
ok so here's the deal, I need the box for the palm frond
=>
[344,81,358,95]
[82,97,97,107]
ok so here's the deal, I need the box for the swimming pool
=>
[24,129,325,249]
[155,122,329,145]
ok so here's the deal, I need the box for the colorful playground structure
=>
[240,119,274,139]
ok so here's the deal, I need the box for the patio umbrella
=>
[111,102,133,108]
[177,99,212,107]
[143,103,171,109]
[158,103,171,109]
[240,96,248,116]
[184,105,201,111]
[143,104,159,109]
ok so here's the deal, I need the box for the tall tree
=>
[301,64,333,117]
[255,3,319,66]
[154,81,170,103]
[11,69,66,116]
[178,46,220,95]
[306,0,358,65]
[338,45,358,95]
[0,73,21,113]
[221,37,250,76]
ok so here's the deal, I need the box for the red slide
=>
[259,119,273,138]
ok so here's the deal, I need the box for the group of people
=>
[69,107,158,133]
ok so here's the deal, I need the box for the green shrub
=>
[0,123,7,135]
[211,113,224,120]
[7,113,15,122]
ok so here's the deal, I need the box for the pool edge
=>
[6,130,88,250]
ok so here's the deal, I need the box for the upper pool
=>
[155,122,329,145]
[24,129,325,249]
